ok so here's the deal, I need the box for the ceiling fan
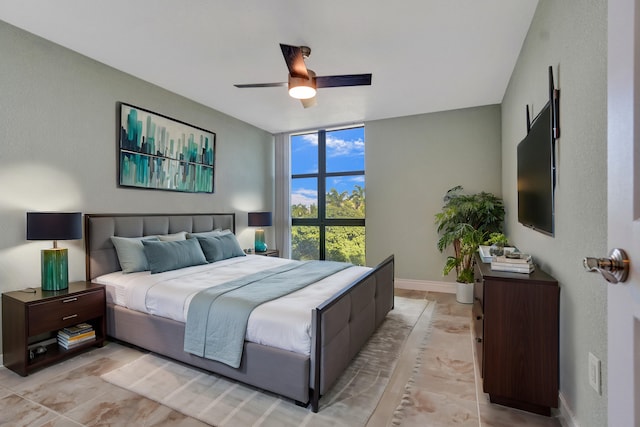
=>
[234,44,372,108]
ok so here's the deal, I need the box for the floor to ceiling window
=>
[290,126,365,265]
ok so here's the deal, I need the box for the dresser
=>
[473,256,559,416]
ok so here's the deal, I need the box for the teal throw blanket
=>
[184,260,352,368]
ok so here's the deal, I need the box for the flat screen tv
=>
[517,101,555,236]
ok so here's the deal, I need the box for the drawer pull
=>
[476,315,483,320]
[62,298,78,303]
[62,314,78,320]
[476,337,483,343]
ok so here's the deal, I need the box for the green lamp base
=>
[254,229,268,252]
[41,248,69,291]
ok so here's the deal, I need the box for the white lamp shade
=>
[288,74,317,99]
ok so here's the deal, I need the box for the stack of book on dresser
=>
[490,253,535,274]
[57,322,95,349]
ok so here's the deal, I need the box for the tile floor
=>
[0,291,564,426]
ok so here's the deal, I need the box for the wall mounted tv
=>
[517,66,559,236]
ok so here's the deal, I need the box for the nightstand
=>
[2,281,106,376]
[254,249,280,257]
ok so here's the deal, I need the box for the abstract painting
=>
[118,103,216,193]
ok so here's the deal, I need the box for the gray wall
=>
[366,105,502,281]
[0,21,274,353]
[501,1,607,425]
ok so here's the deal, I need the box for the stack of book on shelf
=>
[491,253,535,274]
[57,322,95,349]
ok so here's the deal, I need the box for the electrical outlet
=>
[588,352,601,394]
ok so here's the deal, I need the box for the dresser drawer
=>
[28,290,104,336]
[472,299,484,378]
[474,264,484,308]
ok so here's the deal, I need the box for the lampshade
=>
[27,212,82,241]
[248,212,273,227]
[288,72,317,100]
[26,212,82,291]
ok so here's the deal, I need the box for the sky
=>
[291,127,364,207]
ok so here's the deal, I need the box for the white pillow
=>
[157,231,187,241]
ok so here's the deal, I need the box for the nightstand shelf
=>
[2,281,106,376]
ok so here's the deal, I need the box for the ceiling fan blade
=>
[280,44,309,79]
[316,74,372,88]
[301,96,317,108]
[234,82,286,88]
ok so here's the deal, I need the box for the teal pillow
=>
[196,233,246,262]
[110,235,160,273]
[142,238,208,274]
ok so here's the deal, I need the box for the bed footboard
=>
[310,255,394,412]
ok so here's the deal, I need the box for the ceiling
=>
[0,1,539,134]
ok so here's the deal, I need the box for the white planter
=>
[456,281,474,304]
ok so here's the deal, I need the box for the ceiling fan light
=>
[288,75,317,99]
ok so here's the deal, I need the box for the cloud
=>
[327,175,365,188]
[326,135,364,158]
[301,133,318,145]
[293,132,364,159]
[291,187,317,207]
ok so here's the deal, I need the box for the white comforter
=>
[95,255,370,355]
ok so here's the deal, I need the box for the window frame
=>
[291,127,365,260]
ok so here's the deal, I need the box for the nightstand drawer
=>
[28,291,104,335]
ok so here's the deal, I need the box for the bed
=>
[84,213,394,412]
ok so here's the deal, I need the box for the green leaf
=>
[434,186,505,282]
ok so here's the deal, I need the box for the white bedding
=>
[95,255,370,355]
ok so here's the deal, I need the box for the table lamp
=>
[26,212,82,291]
[248,212,272,252]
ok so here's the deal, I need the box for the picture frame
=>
[118,102,216,193]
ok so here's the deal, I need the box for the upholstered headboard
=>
[84,213,236,281]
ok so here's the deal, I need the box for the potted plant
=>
[486,232,509,256]
[435,186,505,303]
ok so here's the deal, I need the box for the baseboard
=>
[558,392,579,427]
[395,278,455,294]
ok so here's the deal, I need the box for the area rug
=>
[101,296,435,427]
[390,300,477,426]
